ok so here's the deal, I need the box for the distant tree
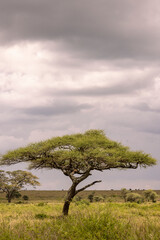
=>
[88,191,95,203]
[1,129,156,215]
[94,195,104,202]
[6,190,21,201]
[126,193,143,203]
[121,188,129,202]
[0,170,40,203]
[22,195,29,201]
[144,189,158,202]
[74,195,82,202]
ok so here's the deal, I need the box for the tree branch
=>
[76,167,92,183]
[93,162,139,171]
[76,180,102,194]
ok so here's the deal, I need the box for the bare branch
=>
[76,180,102,194]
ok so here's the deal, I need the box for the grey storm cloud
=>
[0,0,160,190]
[110,108,160,135]
[51,78,153,97]
[21,102,92,116]
[132,103,160,114]
[0,0,160,61]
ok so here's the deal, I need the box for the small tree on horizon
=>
[22,195,29,201]
[126,192,143,203]
[121,188,130,202]
[0,170,40,203]
[144,189,158,202]
[0,129,156,214]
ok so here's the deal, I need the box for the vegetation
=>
[1,129,156,215]
[0,202,160,240]
[121,188,129,202]
[0,189,159,203]
[22,195,29,201]
[0,170,40,203]
[88,191,95,202]
[125,192,143,203]
[0,189,159,239]
[144,189,158,202]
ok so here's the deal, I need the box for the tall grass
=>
[0,202,160,239]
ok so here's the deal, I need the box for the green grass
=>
[0,202,160,240]
[0,190,160,239]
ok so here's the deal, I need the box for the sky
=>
[0,0,160,190]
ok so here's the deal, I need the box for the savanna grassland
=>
[0,191,160,240]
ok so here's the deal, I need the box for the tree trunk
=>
[62,200,70,216]
[8,196,12,203]
[62,182,77,216]
[6,191,12,203]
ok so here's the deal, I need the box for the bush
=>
[121,188,129,202]
[37,202,47,207]
[126,193,143,203]
[93,195,104,202]
[74,199,90,206]
[88,192,95,202]
[35,213,48,219]
[22,195,29,201]
[144,189,158,202]
[74,196,82,202]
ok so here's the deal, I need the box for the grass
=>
[0,202,160,239]
[0,190,160,239]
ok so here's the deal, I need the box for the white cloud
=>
[0,135,24,154]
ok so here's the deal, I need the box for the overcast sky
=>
[0,0,160,190]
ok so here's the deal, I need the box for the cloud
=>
[0,0,160,190]
[21,102,93,116]
[131,102,160,114]
[0,135,24,154]
[0,0,160,62]
[53,78,153,97]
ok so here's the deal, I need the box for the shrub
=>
[126,193,143,203]
[93,195,104,202]
[35,213,48,219]
[74,199,90,206]
[144,189,158,202]
[121,188,129,202]
[22,195,29,201]
[37,202,47,207]
[74,196,82,202]
[88,192,95,202]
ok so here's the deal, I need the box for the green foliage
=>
[126,193,143,203]
[74,195,82,202]
[121,188,130,202]
[74,199,90,206]
[35,213,48,219]
[1,129,156,172]
[37,202,48,206]
[6,190,21,200]
[88,191,95,202]
[22,195,29,201]
[0,170,40,203]
[144,189,158,202]
[93,195,104,202]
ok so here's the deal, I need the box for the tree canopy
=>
[0,129,156,214]
[0,170,40,203]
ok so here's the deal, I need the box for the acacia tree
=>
[1,130,156,214]
[0,170,40,203]
[144,189,158,202]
